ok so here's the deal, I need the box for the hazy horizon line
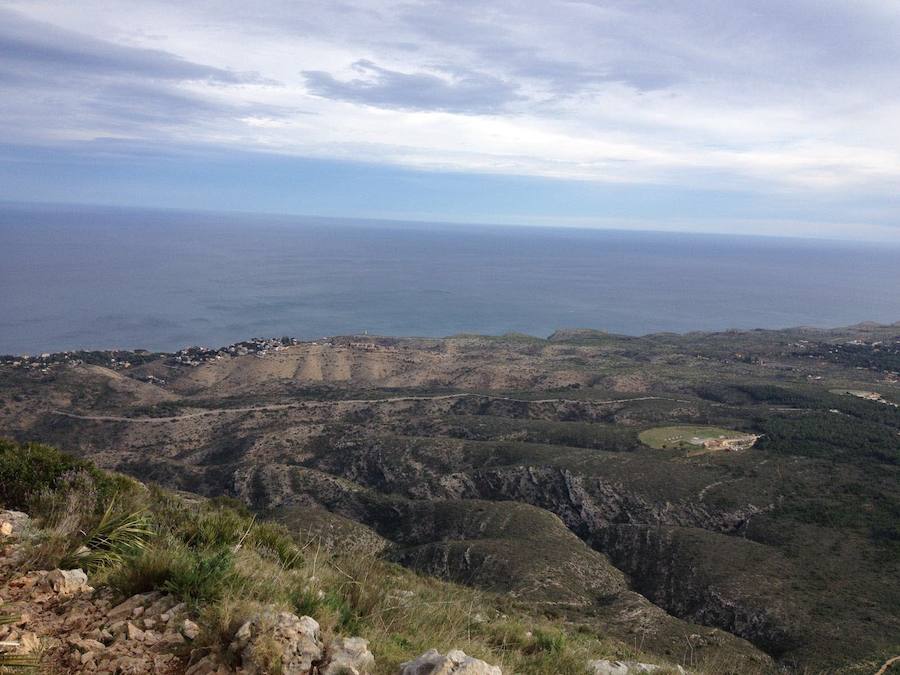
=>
[4,199,899,247]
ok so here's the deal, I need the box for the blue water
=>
[1,203,899,354]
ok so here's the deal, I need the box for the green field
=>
[638,425,755,451]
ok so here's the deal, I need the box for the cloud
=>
[0,7,286,145]
[303,60,520,113]
[0,9,259,84]
[1,0,900,234]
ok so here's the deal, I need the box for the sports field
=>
[639,425,759,452]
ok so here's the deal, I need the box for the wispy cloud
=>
[1,0,899,235]
[303,60,521,113]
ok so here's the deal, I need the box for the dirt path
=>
[875,656,900,675]
[50,394,687,424]
[697,477,744,501]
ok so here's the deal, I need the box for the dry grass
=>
[3,441,712,675]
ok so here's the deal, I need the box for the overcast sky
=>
[2,0,899,240]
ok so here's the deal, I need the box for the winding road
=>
[50,393,689,423]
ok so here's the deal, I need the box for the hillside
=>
[2,324,900,672]
[2,440,733,674]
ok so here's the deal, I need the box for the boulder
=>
[46,568,92,595]
[322,636,375,675]
[399,649,501,675]
[231,611,322,675]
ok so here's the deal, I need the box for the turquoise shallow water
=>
[2,203,899,354]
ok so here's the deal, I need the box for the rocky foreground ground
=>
[1,503,687,675]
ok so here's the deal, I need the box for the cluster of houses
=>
[171,337,300,366]
[1,337,305,373]
[1,334,401,373]
[1,351,85,373]
[0,349,154,372]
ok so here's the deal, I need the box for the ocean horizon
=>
[2,202,900,354]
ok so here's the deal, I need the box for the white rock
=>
[126,621,146,641]
[322,636,375,675]
[399,648,502,675]
[231,611,322,675]
[588,659,686,675]
[0,510,29,538]
[181,619,200,641]
[46,568,92,595]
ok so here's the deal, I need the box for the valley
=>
[2,323,899,673]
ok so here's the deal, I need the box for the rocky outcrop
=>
[223,610,375,675]
[0,570,191,674]
[592,524,798,658]
[589,660,686,675]
[231,611,323,675]
[322,636,375,675]
[242,460,781,662]
[45,568,92,596]
[399,648,501,675]
[468,466,764,535]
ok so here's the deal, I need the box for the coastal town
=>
[0,336,303,373]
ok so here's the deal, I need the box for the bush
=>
[0,439,91,509]
[530,628,567,654]
[0,439,135,514]
[163,547,235,602]
[60,499,153,571]
[107,543,184,597]
[246,521,304,569]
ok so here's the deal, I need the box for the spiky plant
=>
[0,606,39,673]
[60,498,154,571]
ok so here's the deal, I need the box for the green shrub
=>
[0,439,91,509]
[107,544,185,597]
[530,628,567,654]
[61,499,153,571]
[163,547,235,602]
[0,604,40,672]
[247,521,303,569]
[192,509,248,548]
[0,439,136,514]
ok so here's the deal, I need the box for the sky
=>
[1,0,899,240]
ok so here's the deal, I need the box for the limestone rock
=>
[588,660,687,675]
[399,648,501,675]
[322,636,375,675]
[181,618,200,641]
[46,568,92,595]
[126,621,146,641]
[231,611,322,675]
[106,592,161,622]
[185,653,233,675]
[0,510,30,538]
[74,637,106,652]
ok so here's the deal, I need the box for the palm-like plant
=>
[60,499,154,571]
[0,607,39,673]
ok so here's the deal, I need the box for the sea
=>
[2,203,899,355]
